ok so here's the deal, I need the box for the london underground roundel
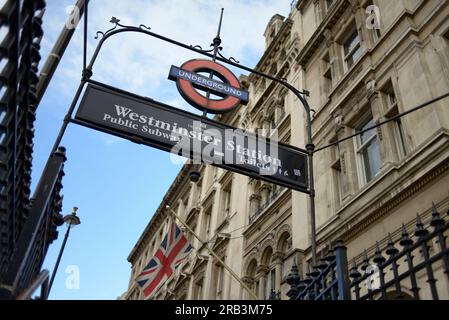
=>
[169,59,249,114]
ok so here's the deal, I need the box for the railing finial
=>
[430,202,444,227]
[386,233,399,256]
[415,213,429,238]
[399,223,413,247]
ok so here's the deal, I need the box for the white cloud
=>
[41,0,291,104]
[103,135,123,146]
[163,96,199,114]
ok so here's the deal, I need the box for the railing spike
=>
[316,250,327,270]
[349,258,361,279]
[430,203,444,227]
[286,263,301,299]
[325,240,335,262]
[386,233,399,256]
[400,223,413,247]
[415,213,429,238]
[373,241,386,264]
[303,262,314,284]
[361,250,370,271]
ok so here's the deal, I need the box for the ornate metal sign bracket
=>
[48,8,319,266]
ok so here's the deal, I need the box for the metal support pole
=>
[335,240,351,300]
[306,143,317,267]
[47,225,72,298]
[297,93,317,268]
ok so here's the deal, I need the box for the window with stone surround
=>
[381,80,408,158]
[202,205,212,241]
[245,259,258,300]
[212,260,225,299]
[331,143,343,206]
[322,51,333,97]
[278,231,291,280]
[255,77,266,99]
[269,97,286,136]
[341,25,363,70]
[180,189,190,215]
[266,268,276,298]
[355,114,382,184]
[186,210,199,245]
[261,246,275,299]
[194,277,204,299]
[220,180,232,223]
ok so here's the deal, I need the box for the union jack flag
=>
[136,221,193,299]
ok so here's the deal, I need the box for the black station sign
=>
[74,84,309,193]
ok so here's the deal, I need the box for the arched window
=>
[193,275,204,300]
[245,259,258,300]
[261,246,275,299]
[277,232,292,280]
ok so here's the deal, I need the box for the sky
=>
[36,0,292,300]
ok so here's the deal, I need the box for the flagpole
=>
[165,205,259,300]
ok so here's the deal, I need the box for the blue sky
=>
[36,0,291,299]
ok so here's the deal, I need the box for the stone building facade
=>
[123,0,449,300]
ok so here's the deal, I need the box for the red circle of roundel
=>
[177,59,242,113]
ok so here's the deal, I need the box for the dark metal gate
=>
[0,0,68,299]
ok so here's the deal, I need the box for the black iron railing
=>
[0,0,67,299]
[287,203,449,300]
[0,0,45,278]
[349,205,449,300]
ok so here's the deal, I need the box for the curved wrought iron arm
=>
[52,18,318,267]
[86,23,312,134]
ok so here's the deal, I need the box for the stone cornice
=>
[249,18,293,82]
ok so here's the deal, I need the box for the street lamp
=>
[46,207,81,299]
